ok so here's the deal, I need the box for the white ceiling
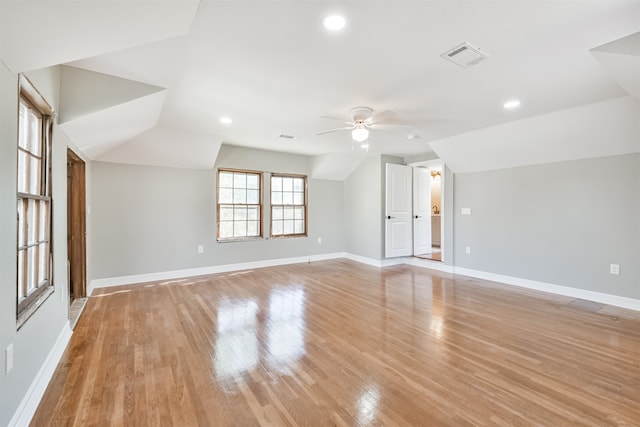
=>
[1,0,639,176]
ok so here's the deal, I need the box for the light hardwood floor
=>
[32,259,640,426]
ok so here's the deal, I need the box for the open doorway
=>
[411,160,444,262]
[67,149,87,325]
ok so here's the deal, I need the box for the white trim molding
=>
[451,266,640,311]
[89,252,347,293]
[9,321,72,427]
[89,252,638,311]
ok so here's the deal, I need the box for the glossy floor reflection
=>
[32,259,640,426]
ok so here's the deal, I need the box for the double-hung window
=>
[271,174,306,237]
[217,169,262,241]
[17,77,54,322]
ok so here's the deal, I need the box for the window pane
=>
[271,177,282,192]
[233,189,246,204]
[284,207,294,220]
[29,156,41,194]
[234,206,247,220]
[282,177,293,192]
[39,200,47,241]
[27,199,37,245]
[294,220,304,234]
[220,222,234,239]
[247,174,259,189]
[38,243,47,285]
[283,220,293,235]
[27,246,36,293]
[247,206,259,220]
[30,115,42,156]
[272,206,283,220]
[234,173,246,189]
[219,172,233,188]
[272,220,283,235]
[293,192,303,205]
[247,221,259,236]
[17,151,27,193]
[17,250,25,300]
[294,207,304,219]
[283,192,293,205]
[234,221,247,237]
[220,206,233,221]
[18,104,28,149]
[293,178,303,192]
[219,188,233,204]
[17,199,25,247]
[272,191,282,205]
[247,189,259,204]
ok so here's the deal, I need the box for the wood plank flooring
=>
[32,259,640,426]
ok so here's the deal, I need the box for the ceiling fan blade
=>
[370,123,414,130]
[368,109,399,124]
[316,126,353,136]
[318,115,352,125]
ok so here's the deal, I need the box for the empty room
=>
[1,1,639,426]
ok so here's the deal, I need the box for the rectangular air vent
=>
[441,42,491,68]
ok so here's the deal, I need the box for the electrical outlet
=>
[317,237,322,244]
[6,344,14,374]
[197,245,204,254]
[610,264,620,275]
[465,246,471,254]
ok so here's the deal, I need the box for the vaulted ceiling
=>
[1,0,638,177]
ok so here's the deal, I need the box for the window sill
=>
[17,285,55,330]
[217,236,264,243]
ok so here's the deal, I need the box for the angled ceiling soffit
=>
[591,32,640,99]
[0,0,200,73]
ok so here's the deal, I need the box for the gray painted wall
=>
[343,154,404,260]
[0,65,78,426]
[343,156,383,260]
[453,153,640,299]
[90,145,344,279]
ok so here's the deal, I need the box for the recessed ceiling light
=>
[220,117,233,124]
[503,100,521,109]
[323,15,346,31]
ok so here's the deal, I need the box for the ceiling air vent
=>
[441,42,491,68]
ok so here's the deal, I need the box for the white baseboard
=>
[342,253,405,268]
[452,266,640,311]
[89,252,639,312]
[9,321,72,427]
[407,257,455,273]
[89,252,347,293]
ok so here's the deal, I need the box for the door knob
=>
[387,215,395,219]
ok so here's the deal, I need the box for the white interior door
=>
[385,163,412,258]
[413,167,431,255]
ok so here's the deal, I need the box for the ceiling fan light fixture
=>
[352,127,369,142]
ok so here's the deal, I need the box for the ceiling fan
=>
[316,106,412,143]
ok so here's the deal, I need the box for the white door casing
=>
[413,167,431,255]
[385,163,412,258]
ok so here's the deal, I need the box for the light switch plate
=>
[610,264,620,275]
[461,208,471,215]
